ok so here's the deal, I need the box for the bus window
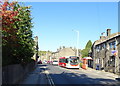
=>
[66,58,68,63]
[70,58,79,65]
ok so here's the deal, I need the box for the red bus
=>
[59,56,79,68]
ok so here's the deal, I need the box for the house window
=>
[101,43,106,50]
[96,58,100,64]
[109,42,112,49]
[109,56,115,67]
[95,58,99,64]
[103,43,106,49]
[101,44,103,50]
[109,41,116,50]
[112,41,116,50]
[96,45,100,52]
[99,45,102,50]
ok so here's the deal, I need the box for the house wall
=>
[92,35,120,74]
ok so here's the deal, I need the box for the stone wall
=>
[92,35,120,74]
[2,61,36,84]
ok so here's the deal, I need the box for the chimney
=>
[107,29,111,37]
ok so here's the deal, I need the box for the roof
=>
[94,32,120,45]
[58,47,76,57]
[59,57,66,59]
[83,57,92,60]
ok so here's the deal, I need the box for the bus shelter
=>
[82,57,92,70]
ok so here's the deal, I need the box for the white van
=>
[52,60,58,65]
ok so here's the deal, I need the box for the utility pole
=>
[73,30,79,56]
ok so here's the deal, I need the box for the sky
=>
[23,2,118,52]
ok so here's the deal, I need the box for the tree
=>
[38,51,47,56]
[85,40,92,49]
[59,46,62,50]
[2,0,34,66]
[81,40,92,58]
[63,46,65,48]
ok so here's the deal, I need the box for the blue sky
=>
[24,2,118,52]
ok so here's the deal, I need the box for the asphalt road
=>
[44,64,120,86]
[20,64,120,86]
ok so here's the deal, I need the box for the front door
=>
[108,56,115,73]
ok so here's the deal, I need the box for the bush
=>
[80,62,83,68]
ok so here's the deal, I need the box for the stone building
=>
[40,47,81,62]
[92,29,120,74]
[40,52,52,62]
[50,47,80,61]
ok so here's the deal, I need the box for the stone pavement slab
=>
[81,67,119,79]
[19,65,49,85]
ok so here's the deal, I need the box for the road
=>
[20,64,120,86]
[44,64,119,85]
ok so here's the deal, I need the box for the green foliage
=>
[81,48,90,58]
[80,62,83,68]
[85,40,92,49]
[38,51,52,56]
[81,40,92,58]
[38,51,47,56]
[13,3,34,63]
[2,1,34,66]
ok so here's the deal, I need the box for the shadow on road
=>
[37,64,47,67]
[49,70,120,85]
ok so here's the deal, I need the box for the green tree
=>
[81,40,92,58]
[2,1,34,66]
[13,3,34,64]
[85,40,92,49]
[38,51,47,56]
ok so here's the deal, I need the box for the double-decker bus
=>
[59,56,79,68]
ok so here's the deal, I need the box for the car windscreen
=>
[53,61,58,62]
[70,58,79,65]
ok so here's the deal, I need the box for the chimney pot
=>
[107,29,111,37]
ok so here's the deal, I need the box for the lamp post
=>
[72,30,79,56]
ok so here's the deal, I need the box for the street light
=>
[72,29,79,56]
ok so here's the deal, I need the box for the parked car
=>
[47,61,53,64]
[52,60,58,65]
[47,61,50,64]
[43,60,47,64]
[37,60,42,64]
[50,61,53,64]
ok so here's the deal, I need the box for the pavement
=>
[84,67,119,79]
[19,64,50,85]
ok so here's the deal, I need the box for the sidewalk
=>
[19,65,49,85]
[80,67,119,79]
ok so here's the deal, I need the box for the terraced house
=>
[92,29,120,74]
